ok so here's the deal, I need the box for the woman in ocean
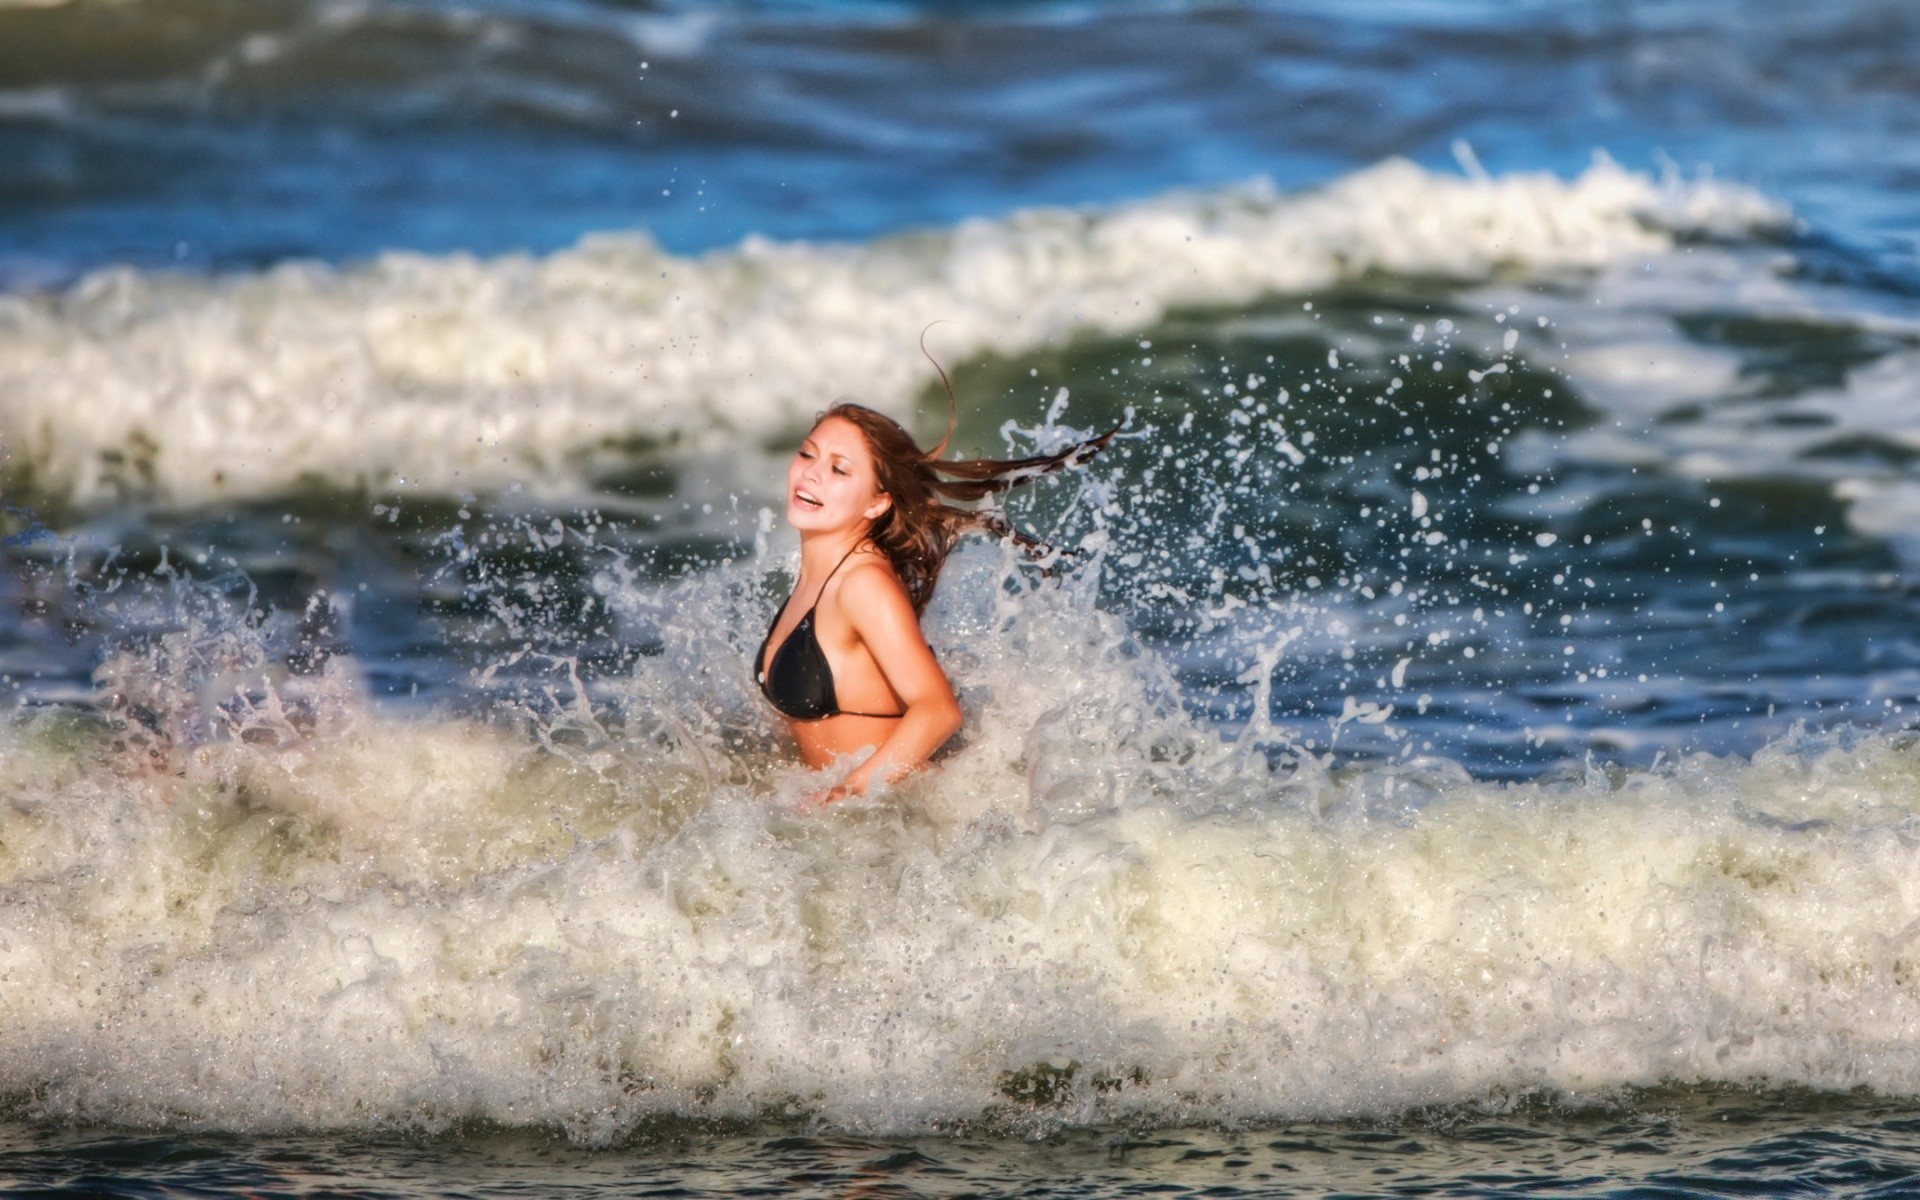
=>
[757,386,1116,804]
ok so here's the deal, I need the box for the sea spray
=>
[0,146,1916,1137]
[6,505,1920,1138]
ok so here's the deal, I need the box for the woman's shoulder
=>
[828,547,911,612]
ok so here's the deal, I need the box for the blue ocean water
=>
[3,0,1916,277]
[4,1,1920,1195]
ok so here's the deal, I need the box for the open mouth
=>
[794,489,824,510]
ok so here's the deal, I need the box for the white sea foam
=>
[3,550,1920,1139]
[0,157,1784,509]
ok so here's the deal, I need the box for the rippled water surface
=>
[11,1093,1920,1197]
[4,0,1920,1195]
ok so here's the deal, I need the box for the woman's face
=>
[786,415,890,533]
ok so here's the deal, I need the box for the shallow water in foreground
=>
[9,1091,1920,1198]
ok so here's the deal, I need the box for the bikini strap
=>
[808,540,869,611]
[805,540,908,720]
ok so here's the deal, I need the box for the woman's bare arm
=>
[827,562,962,798]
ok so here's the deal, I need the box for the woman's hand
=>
[806,760,883,807]
[804,757,901,807]
[806,780,858,808]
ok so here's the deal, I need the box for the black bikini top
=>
[756,543,906,721]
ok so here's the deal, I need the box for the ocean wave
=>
[2,552,1919,1139]
[0,158,1785,510]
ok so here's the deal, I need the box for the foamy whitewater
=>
[3,521,1920,1141]
[0,157,1785,508]
[3,147,1920,1138]
[8,2,1920,1192]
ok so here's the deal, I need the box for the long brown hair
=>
[824,399,1120,615]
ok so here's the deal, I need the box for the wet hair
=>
[820,397,1119,615]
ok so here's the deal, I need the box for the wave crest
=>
[3,553,1918,1139]
[0,157,1784,509]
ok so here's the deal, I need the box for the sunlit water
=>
[4,0,1920,1195]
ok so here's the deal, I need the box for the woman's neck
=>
[797,528,868,582]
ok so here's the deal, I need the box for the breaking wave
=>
[0,157,1784,508]
[3,542,1919,1140]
